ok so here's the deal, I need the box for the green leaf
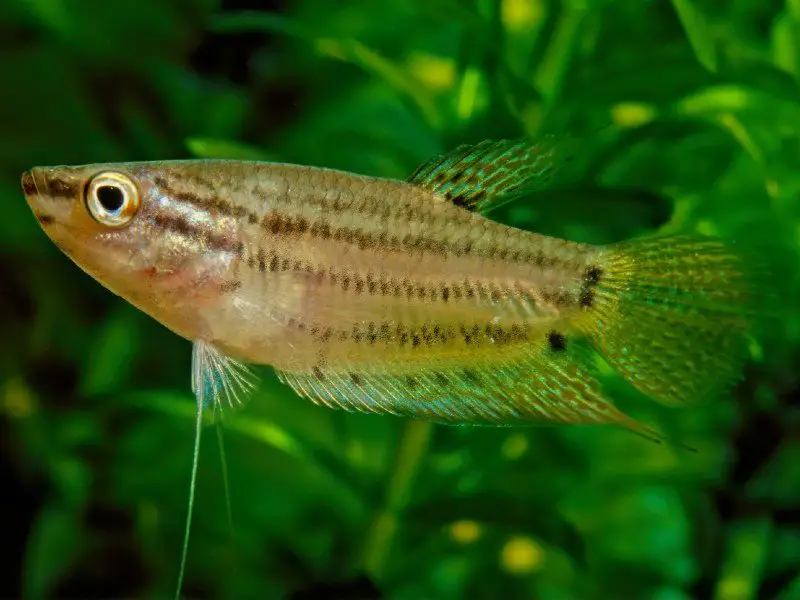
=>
[771,11,800,77]
[80,305,143,396]
[746,441,800,507]
[23,503,82,600]
[186,137,275,161]
[533,2,590,104]
[5,2,800,598]
[714,518,772,600]
[776,575,800,600]
[211,10,312,39]
[122,390,305,460]
[670,0,718,72]
[0,179,42,250]
[212,12,442,128]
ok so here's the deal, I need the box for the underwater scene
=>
[1,1,799,599]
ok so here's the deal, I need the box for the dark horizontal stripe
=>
[156,173,442,227]
[261,211,453,258]
[286,316,536,349]
[154,176,258,223]
[156,170,489,258]
[36,214,54,226]
[242,243,575,312]
[155,170,582,274]
[259,210,569,267]
[152,214,240,254]
[153,170,587,290]
[48,179,80,199]
[291,189,446,225]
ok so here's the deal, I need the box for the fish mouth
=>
[21,168,55,226]
[21,170,38,197]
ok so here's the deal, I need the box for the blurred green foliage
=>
[1,0,799,599]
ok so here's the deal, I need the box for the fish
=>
[21,137,764,427]
[21,137,765,596]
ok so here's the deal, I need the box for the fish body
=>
[23,161,593,366]
[22,138,763,430]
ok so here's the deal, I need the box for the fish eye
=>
[85,172,141,227]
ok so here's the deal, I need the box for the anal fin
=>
[275,338,660,440]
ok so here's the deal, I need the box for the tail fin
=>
[577,234,769,406]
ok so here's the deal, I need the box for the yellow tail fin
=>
[577,234,768,406]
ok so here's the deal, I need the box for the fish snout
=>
[21,169,38,197]
[21,167,73,227]
[21,168,55,225]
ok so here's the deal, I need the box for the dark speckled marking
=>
[579,287,595,308]
[584,265,603,285]
[49,179,79,198]
[21,172,37,195]
[219,280,242,292]
[155,175,257,222]
[152,214,240,254]
[579,264,603,309]
[546,330,567,352]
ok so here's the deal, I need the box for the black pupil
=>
[96,185,125,212]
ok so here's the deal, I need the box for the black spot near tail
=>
[579,265,603,309]
[546,330,567,352]
[584,265,603,285]
[579,287,596,308]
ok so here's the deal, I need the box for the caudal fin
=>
[577,234,768,406]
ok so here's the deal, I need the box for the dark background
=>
[1,0,799,598]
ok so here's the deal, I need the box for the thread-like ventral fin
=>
[192,339,257,413]
[175,340,252,600]
[407,136,578,214]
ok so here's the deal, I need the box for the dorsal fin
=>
[407,136,578,214]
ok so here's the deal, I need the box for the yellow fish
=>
[21,137,764,596]
[21,137,762,426]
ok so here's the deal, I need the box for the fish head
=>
[22,163,239,336]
